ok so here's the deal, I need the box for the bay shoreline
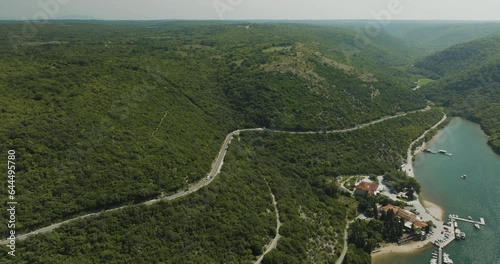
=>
[371,115,448,260]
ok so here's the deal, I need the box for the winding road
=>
[267,106,431,135]
[1,106,434,246]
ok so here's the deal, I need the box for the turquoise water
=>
[373,118,500,264]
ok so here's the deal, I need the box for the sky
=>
[1,0,500,21]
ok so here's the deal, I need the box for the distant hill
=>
[414,35,500,78]
[383,21,500,55]
[55,15,100,20]
[415,35,500,153]
[286,20,500,56]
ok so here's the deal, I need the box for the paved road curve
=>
[1,106,433,245]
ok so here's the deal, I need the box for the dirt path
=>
[255,186,281,264]
[335,220,351,264]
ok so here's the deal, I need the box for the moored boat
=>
[443,253,454,264]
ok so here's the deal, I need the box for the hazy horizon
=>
[1,0,500,21]
[2,18,500,22]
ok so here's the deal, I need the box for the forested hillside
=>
[414,35,500,153]
[414,35,500,78]
[0,108,443,263]
[0,21,428,234]
[383,22,500,55]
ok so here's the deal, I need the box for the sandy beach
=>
[421,199,444,221]
[371,239,433,258]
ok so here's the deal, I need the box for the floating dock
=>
[450,216,485,226]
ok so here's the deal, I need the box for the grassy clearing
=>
[417,78,434,86]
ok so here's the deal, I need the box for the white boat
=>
[443,253,454,264]
[474,223,481,229]
[454,222,458,228]
[461,174,466,179]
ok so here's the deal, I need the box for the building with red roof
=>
[379,204,428,229]
[354,181,379,197]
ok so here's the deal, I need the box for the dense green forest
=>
[414,35,500,153]
[1,19,498,264]
[0,107,443,263]
[0,21,429,234]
